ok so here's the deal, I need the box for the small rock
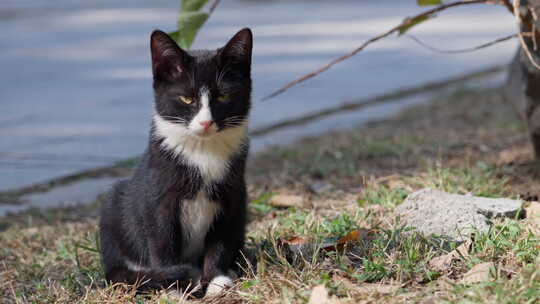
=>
[308,285,340,304]
[474,197,524,218]
[268,194,304,208]
[395,189,523,241]
[308,181,332,194]
[460,262,494,284]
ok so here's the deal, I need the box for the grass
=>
[2,87,540,303]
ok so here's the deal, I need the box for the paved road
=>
[0,0,515,190]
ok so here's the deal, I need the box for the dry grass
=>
[2,87,540,303]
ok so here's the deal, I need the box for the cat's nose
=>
[199,120,214,131]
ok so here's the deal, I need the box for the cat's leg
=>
[202,244,240,297]
[201,192,247,297]
[100,182,201,292]
[105,263,202,293]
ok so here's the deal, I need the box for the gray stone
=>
[395,189,524,241]
[473,196,525,218]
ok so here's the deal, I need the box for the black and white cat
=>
[99,28,252,297]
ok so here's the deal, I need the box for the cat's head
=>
[150,28,252,139]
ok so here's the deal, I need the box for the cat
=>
[99,28,253,298]
[505,4,540,158]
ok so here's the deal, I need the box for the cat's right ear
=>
[150,30,188,82]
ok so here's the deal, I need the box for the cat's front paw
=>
[205,275,234,297]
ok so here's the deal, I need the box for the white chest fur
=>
[153,114,247,182]
[180,190,220,262]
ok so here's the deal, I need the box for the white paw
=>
[205,275,233,297]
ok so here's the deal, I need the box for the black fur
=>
[99,28,252,296]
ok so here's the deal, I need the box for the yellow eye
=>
[217,94,230,103]
[177,96,192,104]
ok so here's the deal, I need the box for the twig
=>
[406,33,517,54]
[252,66,504,136]
[208,0,221,15]
[501,0,515,12]
[262,0,504,101]
[514,0,540,69]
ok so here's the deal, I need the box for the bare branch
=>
[501,0,515,12]
[209,0,221,15]
[406,33,517,54]
[262,0,507,101]
[514,0,540,69]
[253,66,504,136]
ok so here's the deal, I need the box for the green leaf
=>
[168,30,179,41]
[176,11,209,49]
[181,0,209,12]
[398,15,432,36]
[417,0,442,6]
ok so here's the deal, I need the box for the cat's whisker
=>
[222,117,246,124]
[223,121,245,125]
[222,120,244,124]
[223,121,246,126]
[160,116,189,124]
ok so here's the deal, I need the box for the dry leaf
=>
[277,236,314,260]
[269,194,304,208]
[437,277,455,291]
[428,240,471,272]
[428,253,454,272]
[356,283,399,294]
[338,230,361,243]
[322,229,376,252]
[526,201,540,219]
[332,275,357,290]
[455,240,472,258]
[526,202,540,234]
[308,285,340,304]
[280,236,308,246]
[460,262,494,284]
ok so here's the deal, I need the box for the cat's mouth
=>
[190,127,218,139]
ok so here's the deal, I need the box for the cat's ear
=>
[150,30,188,81]
[219,28,253,73]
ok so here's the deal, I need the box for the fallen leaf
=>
[322,229,376,252]
[277,236,314,260]
[339,230,361,243]
[280,236,308,246]
[308,285,340,304]
[455,240,472,258]
[526,201,540,219]
[268,194,304,208]
[460,262,494,284]
[428,240,471,272]
[436,277,455,291]
[428,253,454,272]
[419,297,440,304]
[332,275,357,290]
[356,283,400,294]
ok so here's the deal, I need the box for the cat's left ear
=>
[219,28,253,73]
